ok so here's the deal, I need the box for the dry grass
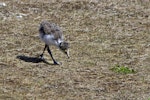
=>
[0,0,150,99]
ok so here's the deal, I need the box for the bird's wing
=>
[39,21,54,34]
[39,21,63,40]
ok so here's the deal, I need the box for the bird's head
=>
[59,42,70,58]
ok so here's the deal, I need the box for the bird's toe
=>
[54,61,61,65]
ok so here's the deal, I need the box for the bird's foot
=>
[39,54,44,60]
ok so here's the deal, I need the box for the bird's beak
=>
[65,50,70,58]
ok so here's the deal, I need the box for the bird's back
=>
[39,21,63,40]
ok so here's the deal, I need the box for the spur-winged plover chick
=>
[39,21,69,65]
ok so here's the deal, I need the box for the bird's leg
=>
[47,46,59,65]
[40,44,47,59]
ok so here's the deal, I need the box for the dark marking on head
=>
[59,42,69,50]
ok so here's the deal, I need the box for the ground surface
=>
[0,0,150,100]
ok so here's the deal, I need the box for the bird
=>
[39,21,69,65]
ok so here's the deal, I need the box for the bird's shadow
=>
[16,55,53,65]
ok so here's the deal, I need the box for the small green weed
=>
[111,65,135,74]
